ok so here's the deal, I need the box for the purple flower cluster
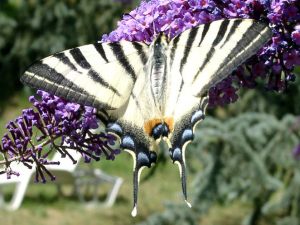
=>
[102,0,300,107]
[0,90,119,181]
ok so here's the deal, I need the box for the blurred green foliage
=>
[0,0,135,107]
[224,75,300,118]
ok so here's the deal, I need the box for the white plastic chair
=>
[0,150,123,210]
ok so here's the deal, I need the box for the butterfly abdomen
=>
[151,58,166,97]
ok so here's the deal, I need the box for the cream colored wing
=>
[21,41,149,110]
[169,18,272,97]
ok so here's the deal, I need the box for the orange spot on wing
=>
[144,117,174,136]
[164,117,174,132]
[144,119,162,136]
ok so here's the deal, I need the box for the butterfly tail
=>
[170,147,192,208]
[126,148,157,217]
[131,165,145,217]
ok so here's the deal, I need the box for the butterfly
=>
[21,18,272,216]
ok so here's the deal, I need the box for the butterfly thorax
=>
[148,33,169,112]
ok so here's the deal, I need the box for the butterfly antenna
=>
[151,6,157,36]
[167,25,172,40]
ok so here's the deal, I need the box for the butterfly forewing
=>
[169,19,272,97]
[21,41,149,110]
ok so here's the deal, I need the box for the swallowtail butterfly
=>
[21,18,272,216]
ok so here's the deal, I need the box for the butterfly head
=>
[158,31,170,43]
[151,32,169,51]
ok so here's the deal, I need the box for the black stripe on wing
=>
[220,19,242,49]
[193,20,272,96]
[109,42,137,82]
[53,52,78,71]
[131,93,144,117]
[21,62,116,110]
[21,62,84,96]
[93,44,109,63]
[70,48,91,69]
[179,27,199,73]
[68,47,121,97]
[88,70,121,97]
[170,34,180,67]
[194,19,230,80]
[212,22,268,77]
[198,23,210,47]
[27,62,75,88]
[132,42,148,65]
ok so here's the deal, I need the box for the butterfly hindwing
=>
[21,41,149,110]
